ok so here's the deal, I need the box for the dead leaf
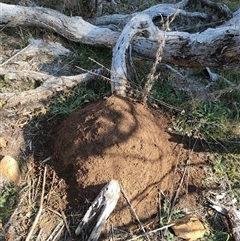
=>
[0,137,7,148]
[171,214,206,241]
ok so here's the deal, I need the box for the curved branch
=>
[0,3,240,69]
[111,14,159,96]
[93,0,207,26]
[0,3,119,47]
[0,68,109,108]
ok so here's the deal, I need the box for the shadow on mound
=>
[51,95,177,227]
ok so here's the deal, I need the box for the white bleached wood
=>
[132,13,240,69]
[0,3,119,48]
[0,68,109,108]
[75,180,120,241]
[111,14,159,96]
[208,197,240,241]
[94,0,207,26]
[0,3,240,68]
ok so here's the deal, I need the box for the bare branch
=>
[0,68,109,108]
[111,13,159,95]
[1,3,240,69]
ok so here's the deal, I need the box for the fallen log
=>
[0,2,240,69]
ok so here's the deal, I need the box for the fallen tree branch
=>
[75,180,120,241]
[0,3,239,69]
[93,0,208,26]
[121,184,150,241]
[0,68,109,108]
[111,13,159,96]
[0,3,119,47]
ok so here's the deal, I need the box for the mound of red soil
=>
[53,95,205,229]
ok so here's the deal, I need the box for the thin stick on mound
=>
[120,184,150,241]
[26,166,47,241]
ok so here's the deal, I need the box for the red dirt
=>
[52,95,208,230]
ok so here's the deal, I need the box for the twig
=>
[168,138,184,205]
[47,207,62,217]
[88,57,111,72]
[168,138,198,223]
[133,89,183,112]
[46,221,64,241]
[60,209,71,237]
[126,223,175,241]
[25,166,47,241]
[204,130,229,152]
[46,169,55,203]
[36,228,43,241]
[168,161,188,223]
[120,184,150,241]
[34,173,42,201]
[43,156,52,163]
[142,10,179,102]
[52,224,65,241]
[111,223,115,241]
[160,63,185,79]
[0,44,31,66]
[75,66,111,82]
[185,139,198,198]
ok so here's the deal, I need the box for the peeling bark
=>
[0,68,109,108]
[0,3,239,69]
[93,0,208,26]
[0,1,240,107]
[111,14,159,96]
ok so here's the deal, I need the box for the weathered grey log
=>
[0,3,240,69]
[0,3,119,47]
[0,68,109,108]
[111,14,159,96]
[93,0,208,26]
[75,180,120,241]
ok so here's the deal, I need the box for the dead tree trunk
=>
[0,1,239,102]
[0,2,239,70]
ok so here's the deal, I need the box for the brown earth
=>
[52,95,209,231]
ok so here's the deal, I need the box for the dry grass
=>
[0,157,69,240]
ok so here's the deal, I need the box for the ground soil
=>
[0,91,211,240]
[51,95,209,233]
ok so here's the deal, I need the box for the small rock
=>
[0,155,21,186]
[0,137,7,148]
[171,214,206,241]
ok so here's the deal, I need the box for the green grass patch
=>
[0,185,18,224]
[204,230,230,241]
[212,0,240,11]
[49,80,110,115]
[151,68,240,145]
[211,153,240,199]
[70,43,112,73]
[173,99,237,141]
[151,81,190,107]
